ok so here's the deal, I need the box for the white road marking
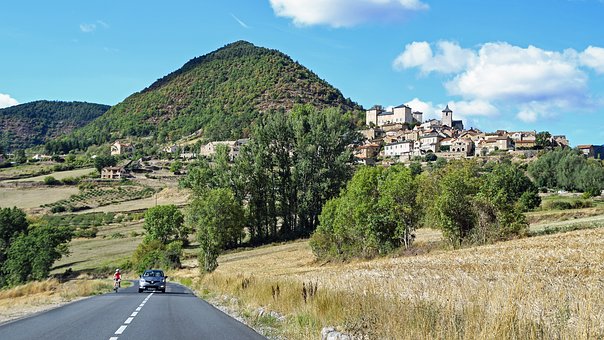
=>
[109,292,154,339]
[115,325,127,334]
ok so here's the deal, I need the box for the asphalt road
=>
[0,281,265,340]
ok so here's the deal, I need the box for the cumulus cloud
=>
[446,43,588,106]
[516,108,538,123]
[448,100,499,117]
[405,97,440,120]
[269,0,428,27]
[397,41,604,122]
[580,46,604,73]
[394,41,475,74]
[0,93,18,109]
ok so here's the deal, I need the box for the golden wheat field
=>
[174,227,604,339]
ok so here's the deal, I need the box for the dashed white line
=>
[115,325,127,335]
[109,292,154,340]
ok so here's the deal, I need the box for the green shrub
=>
[50,205,66,213]
[44,176,60,185]
[74,227,98,238]
[542,199,593,210]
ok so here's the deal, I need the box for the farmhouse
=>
[111,141,135,156]
[101,166,127,180]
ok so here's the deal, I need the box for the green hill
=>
[0,101,109,152]
[47,41,361,153]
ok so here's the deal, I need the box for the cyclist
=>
[113,269,122,291]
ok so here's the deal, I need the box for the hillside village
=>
[89,101,604,179]
[354,103,584,165]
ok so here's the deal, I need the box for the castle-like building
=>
[365,104,423,127]
[366,103,463,130]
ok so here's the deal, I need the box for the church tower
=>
[441,105,453,127]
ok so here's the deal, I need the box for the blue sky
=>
[1,0,603,145]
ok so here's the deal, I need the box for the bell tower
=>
[442,105,453,127]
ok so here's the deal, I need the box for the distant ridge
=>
[0,100,109,152]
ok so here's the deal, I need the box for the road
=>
[0,282,265,340]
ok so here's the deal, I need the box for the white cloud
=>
[397,41,604,123]
[0,93,18,109]
[516,109,538,123]
[448,100,498,117]
[446,43,588,106]
[580,46,604,73]
[80,23,96,33]
[404,97,440,120]
[394,41,475,74]
[269,0,428,28]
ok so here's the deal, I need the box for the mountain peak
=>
[58,42,362,150]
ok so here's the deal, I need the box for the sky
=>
[1,0,603,145]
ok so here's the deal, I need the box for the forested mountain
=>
[48,41,362,153]
[0,101,109,152]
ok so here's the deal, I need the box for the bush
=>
[541,199,593,210]
[61,176,80,185]
[44,176,60,186]
[74,227,98,238]
[50,205,66,213]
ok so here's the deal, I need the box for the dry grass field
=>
[0,186,79,210]
[174,227,604,339]
[4,167,95,183]
[0,278,113,324]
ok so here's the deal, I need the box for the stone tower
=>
[441,105,453,127]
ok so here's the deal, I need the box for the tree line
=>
[528,147,604,196]
[311,159,541,259]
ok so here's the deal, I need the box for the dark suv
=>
[138,269,167,293]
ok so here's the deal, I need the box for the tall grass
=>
[0,278,113,322]
[174,228,604,339]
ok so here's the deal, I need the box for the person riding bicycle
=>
[113,269,121,288]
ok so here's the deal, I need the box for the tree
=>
[143,205,187,244]
[378,166,421,249]
[424,161,481,248]
[0,207,28,269]
[424,152,437,162]
[169,160,183,174]
[535,131,552,149]
[409,162,422,176]
[93,155,116,173]
[186,188,244,272]
[3,225,72,285]
[14,150,26,164]
[311,165,420,259]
